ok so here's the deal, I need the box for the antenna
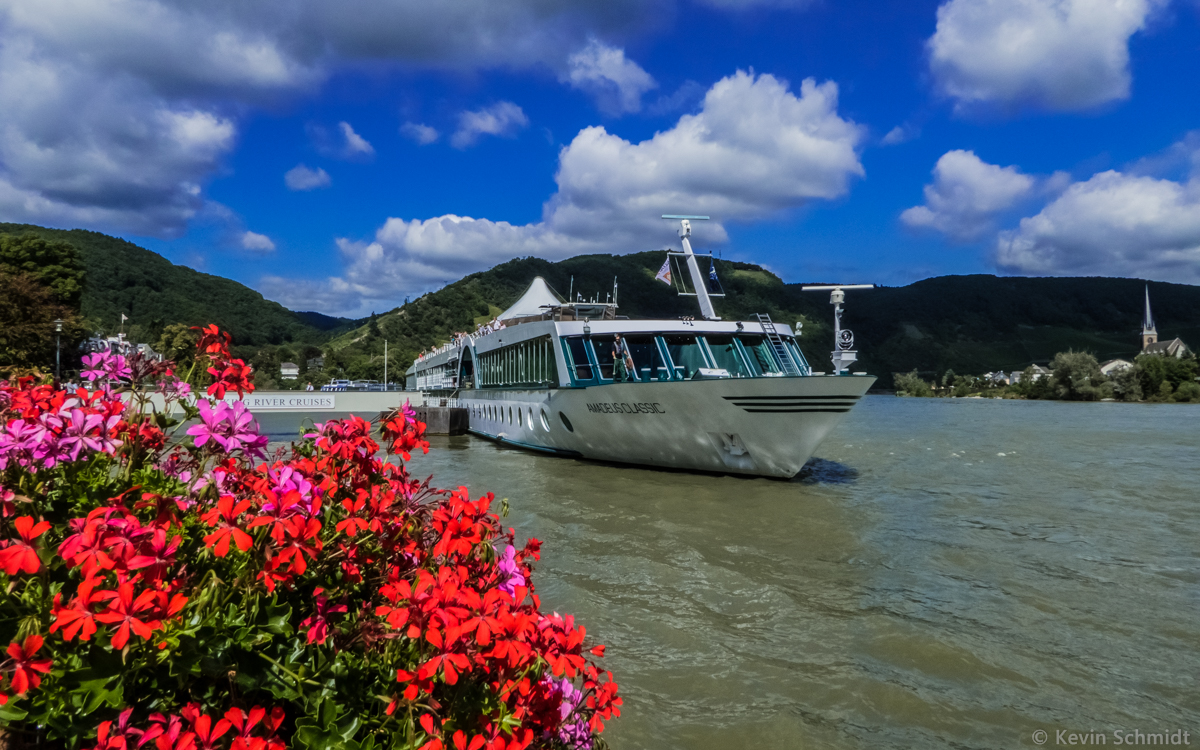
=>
[801,285,874,375]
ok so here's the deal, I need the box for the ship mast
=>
[802,284,874,375]
[663,215,719,320]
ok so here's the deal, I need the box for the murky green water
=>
[267,397,1200,748]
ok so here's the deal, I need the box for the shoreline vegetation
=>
[893,350,1200,403]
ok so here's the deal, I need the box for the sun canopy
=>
[497,277,564,322]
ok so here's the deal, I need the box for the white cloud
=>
[928,0,1163,111]
[561,39,657,116]
[881,123,919,146]
[0,0,677,235]
[338,121,374,157]
[284,164,331,191]
[400,122,439,145]
[240,230,276,252]
[996,168,1200,282]
[902,150,1035,240]
[261,71,866,315]
[450,102,530,149]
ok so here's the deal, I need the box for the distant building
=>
[82,334,160,361]
[1141,285,1157,350]
[1010,364,1050,384]
[307,356,325,371]
[280,362,300,380]
[984,371,1009,385]
[1099,359,1134,376]
[1141,286,1191,358]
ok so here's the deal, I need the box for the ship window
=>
[590,335,616,380]
[563,336,593,381]
[738,335,782,375]
[540,409,550,431]
[704,335,753,378]
[508,407,513,424]
[559,411,574,432]
[624,335,667,382]
[662,334,709,380]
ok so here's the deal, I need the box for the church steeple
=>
[1142,285,1158,350]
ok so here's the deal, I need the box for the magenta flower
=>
[299,588,348,645]
[496,545,525,595]
[158,378,192,400]
[58,409,106,461]
[81,351,132,383]
[187,400,267,460]
[542,677,592,750]
[262,464,322,515]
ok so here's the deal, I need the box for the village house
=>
[1010,364,1050,384]
[1100,359,1134,376]
[280,362,300,380]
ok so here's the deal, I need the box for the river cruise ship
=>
[405,217,874,478]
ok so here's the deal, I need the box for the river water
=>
[265,397,1200,748]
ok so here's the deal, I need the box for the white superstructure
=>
[406,217,875,478]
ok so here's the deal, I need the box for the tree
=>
[155,323,200,365]
[0,273,83,372]
[894,370,933,397]
[1173,381,1200,403]
[1109,367,1142,402]
[0,232,85,308]
[1136,353,1199,397]
[1051,350,1110,401]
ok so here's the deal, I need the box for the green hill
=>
[838,275,1200,381]
[0,223,354,350]
[6,220,1195,388]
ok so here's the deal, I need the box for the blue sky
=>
[2,0,1199,317]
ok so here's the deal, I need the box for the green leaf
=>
[265,600,294,636]
[0,702,28,721]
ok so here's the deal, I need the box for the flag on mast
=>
[120,314,128,323]
[654,257,672,285]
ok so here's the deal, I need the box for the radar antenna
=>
[801,284,874,375]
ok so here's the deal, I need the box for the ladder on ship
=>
[755,313,803,375]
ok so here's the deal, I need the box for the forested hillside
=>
[5,220,1196,388]
[0,223,353,351]
[838,276,1200,381]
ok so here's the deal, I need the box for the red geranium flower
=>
[5,634,52,694]
[95,583,162,649]
[0,516,51,575]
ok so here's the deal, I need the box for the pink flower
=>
[299,587,348,645]
[187,401,267,460]
[261,464,321,515]
[81,351,132,383]
[496,545,525,595]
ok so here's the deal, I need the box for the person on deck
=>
[612,335,630,382]
[306,382,314,391]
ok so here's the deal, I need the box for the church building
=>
[1141,285,1191,358]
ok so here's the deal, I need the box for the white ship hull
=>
[460,375,874,478]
